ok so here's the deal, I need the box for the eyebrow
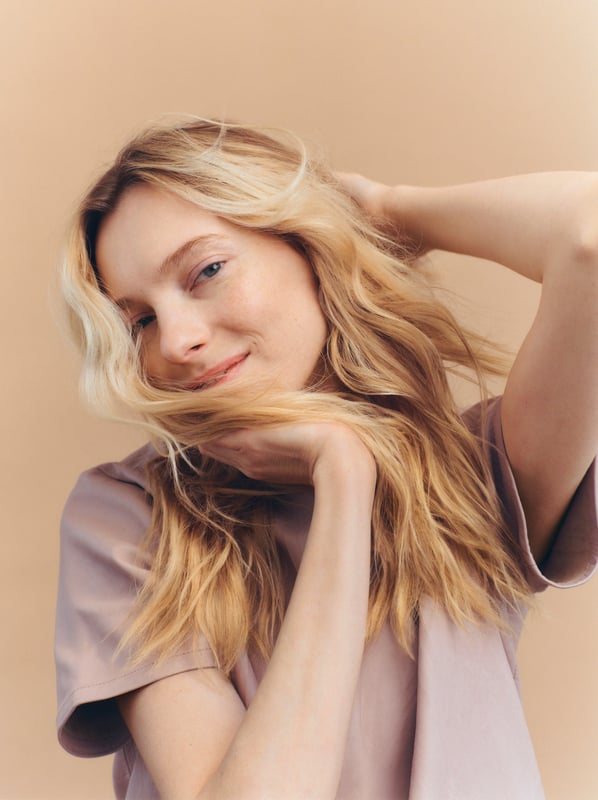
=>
[112,233,229,310]
[157,233,229,279]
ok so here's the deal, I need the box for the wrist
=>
[380,185,433,257]
[312,429,376,498]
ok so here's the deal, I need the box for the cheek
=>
[284,294,329,369]
[228,270,288,330]
[233,254,327,354]
[287,287,327,355]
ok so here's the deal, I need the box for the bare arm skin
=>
[119,423,376,799]
[341,171,598,562]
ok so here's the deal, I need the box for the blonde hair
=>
[62,117,530,672]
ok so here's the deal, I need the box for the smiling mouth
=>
[186,354,248,391]
[193,374,228,390]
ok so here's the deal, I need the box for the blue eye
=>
[193,261,224,286]
[203,261,223,277]
[130,314,155,336]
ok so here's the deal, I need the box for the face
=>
[95,184,329,393]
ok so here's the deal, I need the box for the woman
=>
[55,119,597,799]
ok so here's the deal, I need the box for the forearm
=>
[383,172,598,281]
[201,445,375,799]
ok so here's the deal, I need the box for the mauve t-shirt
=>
[55,399,598,799]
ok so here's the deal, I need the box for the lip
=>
[185,353,248,391]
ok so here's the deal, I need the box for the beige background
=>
[1,1,596,798]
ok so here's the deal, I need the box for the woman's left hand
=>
[337,172,430,258]
[336,172,389,219]
[200,421,374,487]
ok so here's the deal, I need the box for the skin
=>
[96,184,329,394]
[95,173,598,799]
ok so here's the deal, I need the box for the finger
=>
[335,171,366,196]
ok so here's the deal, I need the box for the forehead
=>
[95,184,232,282]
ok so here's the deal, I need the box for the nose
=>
[157,304,210,364]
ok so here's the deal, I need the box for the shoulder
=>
[58,442,161,625]
[77,440,158,494]
[62,442,158,545]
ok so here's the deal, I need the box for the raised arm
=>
[341,172,598,562]
[118,422,376,799]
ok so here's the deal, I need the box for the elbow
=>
[572,176,598,271]
[574,229,598,273]
[541,175,598,284]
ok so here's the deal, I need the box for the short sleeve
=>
[463,397,598,593]
[55,444,217,757]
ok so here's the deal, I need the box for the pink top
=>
[55,399,598,799]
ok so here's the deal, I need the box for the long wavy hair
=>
[62,117,530,672]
